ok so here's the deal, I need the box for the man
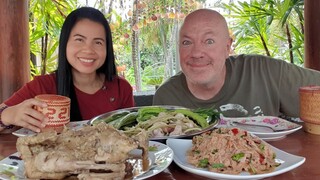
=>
[153,8,320,118]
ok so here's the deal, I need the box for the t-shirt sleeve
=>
[279,62,320,117]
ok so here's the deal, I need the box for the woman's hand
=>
[1,99,49,132]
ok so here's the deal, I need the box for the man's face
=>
[179,13,231,87]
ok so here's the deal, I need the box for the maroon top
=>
[4,73,134,120]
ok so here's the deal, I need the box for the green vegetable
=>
[148,145,158,151]
[192,108,220,125]
[212,163,225,168]
[108,112,138,129]
[136,106,167,122]
[173,109,209,128]
[198,158,209,168]
[259,144,265,151]
[92,111,130,125]
[231,152,245,162]
[194,150,200,154]
[273,153,277,159]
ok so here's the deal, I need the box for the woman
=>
[0,7,134,133]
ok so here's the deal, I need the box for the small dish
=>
[12,120,89,137]
[166,139,305,180]
[217,115,302,140]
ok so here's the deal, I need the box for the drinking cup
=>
[34,94,70,133]
[299,85,320,135]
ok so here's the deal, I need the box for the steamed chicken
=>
[16,123,148,180]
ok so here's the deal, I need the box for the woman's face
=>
[66,19,107,75]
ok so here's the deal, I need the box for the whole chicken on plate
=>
[16,123,148,180]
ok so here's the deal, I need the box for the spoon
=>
[230,121,290,132]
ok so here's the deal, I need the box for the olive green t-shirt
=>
[153,54,320,118]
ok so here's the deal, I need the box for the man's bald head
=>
[180,9,230,39]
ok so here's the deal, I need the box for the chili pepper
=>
[173,109,209,128]
[136,106,167,122]
[92,111,130,125]
[231,128,239,135]
[109,112,138,129]
[192,108,221,124]
[259,154,265,164]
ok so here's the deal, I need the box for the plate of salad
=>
[88,106,220,140]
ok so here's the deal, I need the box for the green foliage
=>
[29,0,77,75]
[30,61,40,79]
[27,0,305,91]
[124,67,136,89]
[109,9,132,67]
[223,0,304,65]
[288,24,304,64]
[142,64,164,86]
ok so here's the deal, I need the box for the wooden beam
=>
[304,0,320,70]
[0,0,30,102]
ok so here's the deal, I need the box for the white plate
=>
[217,116,302,140]
[0,152,23,180]
[0,141,173,180]
[166,139,305,180]
[134,141,174,179]
[12,120,89,137]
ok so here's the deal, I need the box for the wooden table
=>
[1,126,320,179]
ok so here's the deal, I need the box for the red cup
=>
[34,94,70,133]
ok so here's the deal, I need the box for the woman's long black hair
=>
[56,7,117,121]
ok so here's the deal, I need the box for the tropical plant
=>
[29,0,77,76]
[28,0,305,92]
[142,63,165,89]
[125,0,201,91]
[223,0,304,65]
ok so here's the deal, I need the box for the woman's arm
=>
[0,100,49,134]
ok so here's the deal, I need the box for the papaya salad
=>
[187,128,280,175]
[91,106,220,139]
